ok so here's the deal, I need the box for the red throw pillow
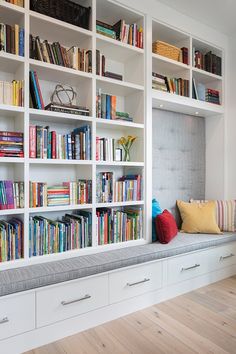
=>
[155,210,178,244]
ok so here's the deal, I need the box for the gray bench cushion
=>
[1,233,236,297]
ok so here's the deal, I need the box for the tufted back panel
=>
[152,109,206,227]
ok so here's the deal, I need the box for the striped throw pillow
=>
[190,199,236,232]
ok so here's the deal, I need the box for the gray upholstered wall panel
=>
[152,109,205,224]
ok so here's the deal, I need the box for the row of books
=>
[0,23,24,56]
[29,212,92,257]
[29,125,91,160]
[30,35,92,73]
[3,0,24,7]
[192,79,221,105]
[96,173,142,203]
[96,50,123,80]
[0,80,24,106]
[193,50,222,76]
[96,207,143,245]
[0,131,24,158]
[96,137,116,161]
[0,218,24,263]
[0,180,24,210]
[96,20,143,49]
[152,72,189,97]
[29,180,92,208]
[96,89,133,122]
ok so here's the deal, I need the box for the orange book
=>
[111,96,117,119]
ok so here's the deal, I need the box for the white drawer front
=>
[211,243,236,270]
[167,253,206,285]
[36,274,109,327]
[109,262,162,304]
[0,293,35,341]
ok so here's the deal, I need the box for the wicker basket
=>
[30,0,91,30]
[152,41,181,61]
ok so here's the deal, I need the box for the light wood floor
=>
[26,276,236,354]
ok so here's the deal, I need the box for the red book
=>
[51,131,56,159]
[29,125,36,158]
[34,71,45,110]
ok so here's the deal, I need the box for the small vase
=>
[124,149,130,162]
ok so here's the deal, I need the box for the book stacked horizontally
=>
[44,103,90,116]
[0,23,24,56]
[0,131,24,158]
[47,185,70,207]
[30,35,92,73]
[205,88,220,105]
[0,80,24,106]
[152,73,168,92]
[0,218,24,263]
[96,20,143,49]
[0,180,24,210]
[29,211,92,257]
[96,207,143,245]
[115,112,133,122]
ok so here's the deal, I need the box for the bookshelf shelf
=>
[192,67,223,82]
[152,53,190,72]
[0,104,25,115]
[29,159,93,165]
[96,76,144,96]
[0,157,25,164]
[96,161,144,167]
[29,109,93,124]
[29,204,93,214]
[96,118,144,129]
[96,201,144,208]
[0,52,24,72]
[0,208,25,216]
[152,89,224,117]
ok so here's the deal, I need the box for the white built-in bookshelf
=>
[0,0,225,269]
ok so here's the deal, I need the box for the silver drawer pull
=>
[220,253,235,261]
[61,294,91,306]
[127,278,150,287]
[0,317,9,325]
[181,264,200,272]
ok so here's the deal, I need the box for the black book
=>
[113,20,122,40]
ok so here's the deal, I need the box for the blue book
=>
[19,28,24,57]
[30,71,42,109]
[106,95,111,119]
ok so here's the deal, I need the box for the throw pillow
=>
[177,200,221,234]
[155,209,178,244]
[190,199,236,232]
[152,199,163,242]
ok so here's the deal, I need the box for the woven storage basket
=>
[30,0,91,30]
[152,41,181,61]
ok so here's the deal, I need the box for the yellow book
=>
[15,24,19,56]
[12,80,16,106]
[15,81,19,106]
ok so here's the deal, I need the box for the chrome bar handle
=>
[61,294,91,306]
[127,278,150,287]
[0,317,9,325]
[220,253,235,261]
[181,264,200,272]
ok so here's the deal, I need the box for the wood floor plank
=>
[24,276,236,354]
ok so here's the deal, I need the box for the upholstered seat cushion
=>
[0,233,236,297]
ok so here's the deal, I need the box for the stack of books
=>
[29,180,92,208]
[29,211,92,257]
[29,182,47,208]
[3,0,24,7]
[96,137,116,161]
[29,71,44,110]
[0,23,24,56]
[115,112,133,122]
[0,218,24,263]
[205,88,220,105]
[0,180,24,210]
[96,172,113,203]
[96,50,123,80]
[114,174,142,202]
[0,80,24,106]
[96,207,143,245]
[152,72,189,97]
[47,185,70,207]
[193,50,222,76]
[30,35,92,73]
[96,20,143,49]
[0,131,24,158]
[44,103,90,116]
[29,124,91,160]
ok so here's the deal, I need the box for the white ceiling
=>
[156,0,235,35]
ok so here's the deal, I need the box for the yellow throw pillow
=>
[177,200,221,234]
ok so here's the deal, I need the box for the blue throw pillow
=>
[152,198,162,242]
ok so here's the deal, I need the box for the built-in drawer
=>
[36,274,109,327]
[0,293,35,341]
[109,262,162,304]
[167,252,208,285]
[211,243,236,270]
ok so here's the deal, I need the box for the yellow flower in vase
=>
[118,135,137,162]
